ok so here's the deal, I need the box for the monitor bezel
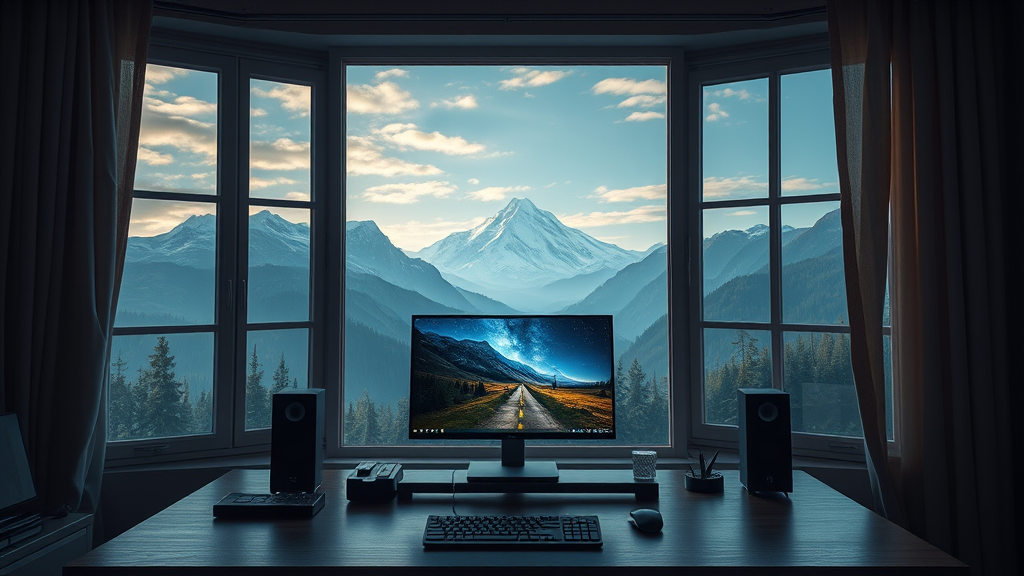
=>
[408,314,616,441]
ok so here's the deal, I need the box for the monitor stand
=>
[466,437,559,483]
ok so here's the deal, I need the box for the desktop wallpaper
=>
[409,316,614,434]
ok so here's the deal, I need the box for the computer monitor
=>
[409,315,615,482]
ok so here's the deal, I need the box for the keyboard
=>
[422,514,602,549]
[213,492,325,519]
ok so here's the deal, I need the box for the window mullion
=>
[768,71,784,391]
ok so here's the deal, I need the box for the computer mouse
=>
[629,508,663,533]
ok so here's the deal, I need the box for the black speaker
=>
[270,388,325,494]
[738,388,792,493]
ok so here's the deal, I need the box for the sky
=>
[702,70,841,238]
[129,63,838,245]
[346,65,668,252]
[415,316,614,383]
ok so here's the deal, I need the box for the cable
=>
[451,469,458,516]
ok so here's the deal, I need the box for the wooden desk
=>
[65,469,966,575]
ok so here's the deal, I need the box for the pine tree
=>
[271,354,290,395]
[140,337,189,438]
[350,389,378,445]
[344,402,356,444]
[246,345,270,429]
[108,351,136,440]
[192,389,212,434]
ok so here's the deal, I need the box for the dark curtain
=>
[829,1,1018,574]
[0,0,152,515]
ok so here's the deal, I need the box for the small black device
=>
[212,492,325,519]
[628,508,663,533]
[346,461,403,503]
[422,514,602,549]
[270,388,325,494]
[738,388,793,493]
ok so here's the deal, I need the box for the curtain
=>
[828,1,1017,574]
[0,0,152,515]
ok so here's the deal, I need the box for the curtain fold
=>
[828,1,1016,574]
[0,0,151,515]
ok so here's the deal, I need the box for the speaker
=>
[270,388,325,494]
[738,388,792,493]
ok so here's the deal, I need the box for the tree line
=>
[108,337,297,441]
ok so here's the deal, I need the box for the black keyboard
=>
[213,492,325,519]
[422,514,602,549]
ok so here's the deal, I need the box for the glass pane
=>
[783,331,862,437]
[703,206,769,322]
[135,64,217,194]
[703,328,772,426]
[781,202,848,325]
[781,70,839,197]
[245,328,310,430]
[116,199,216,327]
[702,78,768,201]
[344,65,669,446]
[884,335,894,441]
[247,206,310,323]
[250,79,312,201]
[108,333,214,441]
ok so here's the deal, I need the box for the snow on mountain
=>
[413,198,643,291]
[126,213,216,268]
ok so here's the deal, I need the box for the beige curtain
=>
[0,0,151,515]
[828,1,1017,574]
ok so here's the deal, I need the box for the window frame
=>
[687,42,882,460]
[328,46,690,461]
[106,39,329,464]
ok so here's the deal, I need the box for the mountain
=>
[563,246,666,316]
[414,198,643,295]
[412,327,578,386]
[248,210,310,266]
[347,220,482,313]
[703,224,804,295]
[126,213,216,268]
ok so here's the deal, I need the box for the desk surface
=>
[66,468,966,575]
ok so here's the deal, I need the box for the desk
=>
[65,469,966,575]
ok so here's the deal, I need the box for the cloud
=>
[145,64,190,85]
[250,138,310,170]
[705,102,729,122]
[467,185,531,202]
[347,81,419,114]
[252,83,311,116]
[431,95,479,109]
[377,216,488,252]
[145,95,217,117]
[361,181,456,204]
[137,146,174,166]
[285,191,311,201]
[617,95,667,108]
[591,184,666,203]
[468,178,479,184]
[376,123,486,155]
[591,78,667,96]
[138,111,217,164]
[251,107,268,117]
[727,210,758,217]
[127,202,214,237]
[500,68,571,90]
[624,111,665,122]
[705,87,760,101]
[702,176,767,198]
[346,136,443,176]
[250,176,298,190]
[374,69,409,80]
[558,205,666,228]
[782,177,836,192]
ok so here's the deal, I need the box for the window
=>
[107,44,325,462]
[109,29,880,463]
[341,62,672,450]
[690,50,893,456]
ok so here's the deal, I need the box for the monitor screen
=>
[409,315,615,440]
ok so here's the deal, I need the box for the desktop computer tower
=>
[270,388,325,494]
[738,388,793,493]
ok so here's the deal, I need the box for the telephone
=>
[346,461,403,503]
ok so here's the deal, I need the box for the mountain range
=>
[115,197,843,408]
